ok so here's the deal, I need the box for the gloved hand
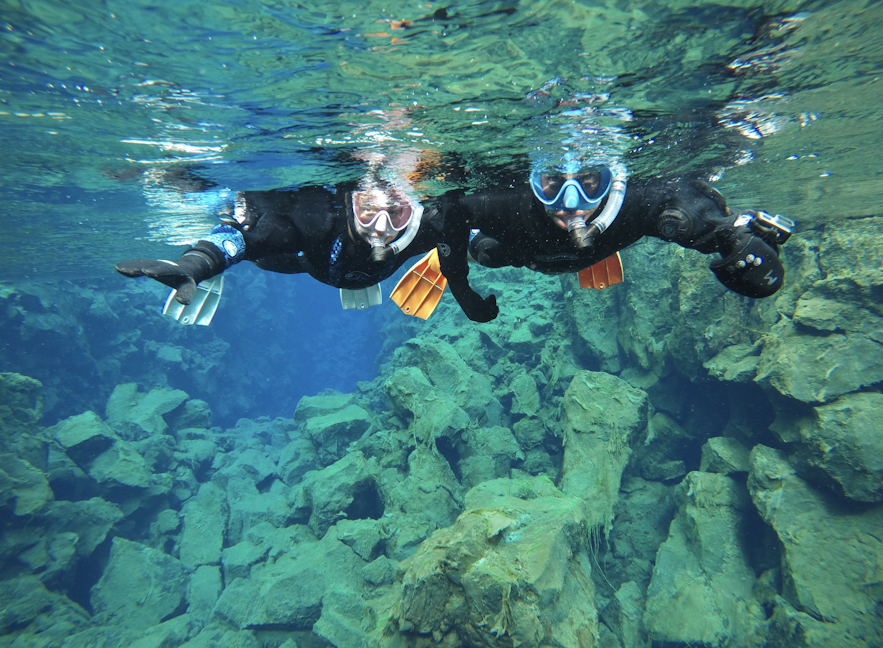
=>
[709,226,784,298]
[115,249,219,305]
[462,293,499,323]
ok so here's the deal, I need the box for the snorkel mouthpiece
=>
[564,214,590,248]
[369,237,392,262]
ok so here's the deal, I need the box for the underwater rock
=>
[703,342,762,383]
[0,574,89,636]
[302,403,373,466]
[179,481,228,567]
[755,321,883,402]
[393,337,504,426]
[362,555,396,587]
[223,476,290,546]
[607,477,677,589]
[700,436,752,475]
[294,389,357,422]
[334,518,384,562]
[380,445,464,561]
[456,425,523,488]
[559,371,649,531]
[388,476,598,648]
[563,273,624,374]
[313,588,376,648]
[176,624,259,648]
[0,373,45,467]
[49,410,156,491]
[784,392,883,502]
[644,471,766,647]
[0,452,52,516]
[35,497,124,559]
[213,531,364,631]
[222,540,269,582]
[277,436,320,485]
[126,614,196,648]
[506,370,540,417]
[167,398,213,431]
[748,445,883,646]
[106,383,189,440]
[91,537,190,630]
[187,565,222,627]
[600,581,645,648]
[289,451,382,538]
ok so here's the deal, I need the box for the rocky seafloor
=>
[1,217,883,648]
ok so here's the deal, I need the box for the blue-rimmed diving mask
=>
[530,167,613,211]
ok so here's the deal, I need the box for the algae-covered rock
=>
[179,481,228,567]
[213,532,364,631]
[302,403,373,466]
[393,338,504,426]
[0,453,53,516]
[389,476,598,648]
[106,383,189,439]
[313,588,376,648]
[91,537,190,630]
[703,342,762,383]
[787,392,883,502]
[289,451,383,538]
[380,446,464,560]
[644,471,766,647]
[748,445,883,646]
[700,436,751,475]
[277,436,320,485]
[294,390,356,424]
[334,518,384,561]
[222,540,269,582]
[559,371,648,531]
[0,372,44,444]
[507,370,540,417]
[187,565,222,626]
[457,426,523,488]
[0,574,89,635]
[756,321,883,402]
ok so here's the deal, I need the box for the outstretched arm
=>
[436,193,499,322]
[642,179,791,298]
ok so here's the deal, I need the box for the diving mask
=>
[351,186,417,261]
[530,166,613,211]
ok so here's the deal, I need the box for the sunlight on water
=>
[0,0,881,277]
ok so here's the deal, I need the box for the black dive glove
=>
[460,293,499,323]
[709,223,785,298]
[115,242,225,305]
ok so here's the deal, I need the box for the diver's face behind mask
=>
[352,186,415,262]
[531,167,613,248]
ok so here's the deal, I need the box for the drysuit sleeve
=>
[640,179,786,298]
[436,193,499,323]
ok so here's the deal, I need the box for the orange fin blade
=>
[577,252,624,290]
[391,249,448,319]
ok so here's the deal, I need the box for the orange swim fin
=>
[577,252,624,289]
[391,248,448,319]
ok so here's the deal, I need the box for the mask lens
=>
[353,192,413,231]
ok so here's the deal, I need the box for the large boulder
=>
[106,384,189,439]
[784,392,883,502]
[644,471,766,647]
[179,481,228,567]
[387,476,598,648]
[91,537,190,630]
[213,532,365,631]
[749,445,883,646]
[302,404,373,466]
[289,452,383,538]
[559,371,649,532]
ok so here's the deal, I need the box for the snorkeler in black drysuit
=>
[115,171,500,322]
[427,164,792,318]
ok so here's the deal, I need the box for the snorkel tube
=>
[581,169,628,247]
[388,199,424,256]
